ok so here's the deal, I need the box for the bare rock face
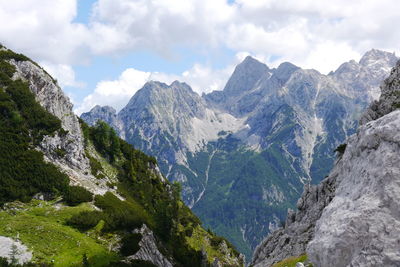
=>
[81,105,124,136]
[251,169,338,266]
[126,224,173,267]
[9,59,112,195]
[10,59,88,170]
[307,110,400,266]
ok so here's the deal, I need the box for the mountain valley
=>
[82,49,398,258]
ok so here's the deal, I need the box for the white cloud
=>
[2,0,400,112]
[40,62,85,88]
[1,0,400,73]
[300,42,361,74]
[75,68,152,115]
[85,0,400,73]
[0,0,90,64]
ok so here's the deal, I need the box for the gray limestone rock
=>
[308,109,400,266]
[126,224,173,267]
[10,59,89,171]
[251,169,338,267]
[81,105,124,135]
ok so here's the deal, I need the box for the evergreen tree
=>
[9,244,19,266]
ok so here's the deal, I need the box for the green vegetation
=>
[0,257,39,267]
[67,210,104,231]
[0,200,118,266]
[54,148,67,158]
[393,102,400,109]
[0,49,30,62]
[90,121,122,163]
[75,120,243,266]
[272,254,310,267]
[63,186,93,206]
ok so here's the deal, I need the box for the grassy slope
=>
[272,254,309,267]
[0,200,118,266]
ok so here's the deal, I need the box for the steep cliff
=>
[251,173,337,266]
[251,59,400,266]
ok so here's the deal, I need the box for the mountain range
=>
[81,49,398,257]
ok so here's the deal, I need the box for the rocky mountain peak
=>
[83,105,116,118]
[329,49,398,102]
[359,48,396,67]
[223,56,270,97]
[170,80,192,89]
[273,62,300,83]
[241,55,265,67]
[93,104,116,113]
[333,59,360,76]
[132,80,197,101]
[81,105,123,135]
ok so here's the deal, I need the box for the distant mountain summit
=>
[82,49,398,258]
[221,56,271,100]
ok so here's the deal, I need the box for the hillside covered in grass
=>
[0,46,244,267]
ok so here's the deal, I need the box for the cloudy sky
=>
[1,0,399,114]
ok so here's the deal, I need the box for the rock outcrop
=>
[251,169,338,266]
[11,59,88,170]
[126,225,173,267]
